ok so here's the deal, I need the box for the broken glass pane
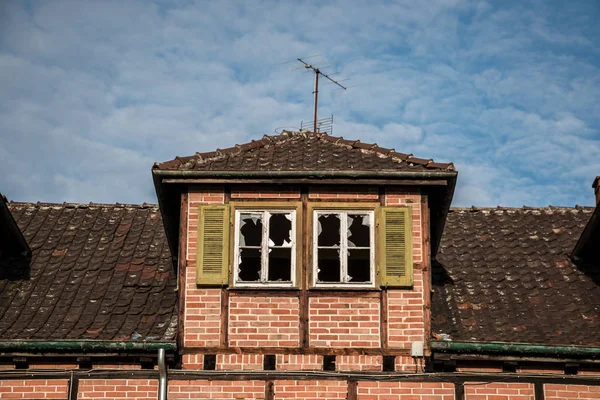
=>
[238,248,261,281]
[239,213,262,247]
[268,248,292,281]
[347,214,370,247]
[317,214,340,247]
[347,249,370,282]
[269,213,292,247]
[317,249,340,282]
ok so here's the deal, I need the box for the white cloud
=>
[0,0,598,208]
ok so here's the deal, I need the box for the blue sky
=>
[1,0,599,207]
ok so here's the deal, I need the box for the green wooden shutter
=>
[379,207,413,287]
[196,205,229,286]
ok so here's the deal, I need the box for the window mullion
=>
[340,212,348,283]
[261,211,269,282]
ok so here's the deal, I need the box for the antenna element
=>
[296,58,347,134]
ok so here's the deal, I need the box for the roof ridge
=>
[449,205,594,212]
[8,201,159,209]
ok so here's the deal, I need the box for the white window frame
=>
[233,209,296,288]
[312,210,376,288]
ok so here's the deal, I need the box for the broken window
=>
[314,210,374,286]
[235,210,295,286]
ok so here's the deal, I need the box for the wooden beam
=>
[181,347,412,356]
[177,190,189,353]
[421,195,432,357]
[347,380,357,400]
[300,188,309,348]
[163,179,448,186]
[220,187,231,347]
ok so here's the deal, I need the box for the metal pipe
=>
[152,169,457,179]
[0,340,177,353]
[157,348,167,400]
[432,340,600,360]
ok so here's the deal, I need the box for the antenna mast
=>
[297,58,347,133]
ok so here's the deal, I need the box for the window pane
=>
[347,249,371,282]
[268,248,292,281]
[317,248,340,282]
[317,214,340,247]
[269,213,292,247]
[239,213,262,247]
[347,214,370,247]
[238,248,261,281]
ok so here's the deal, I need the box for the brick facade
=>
[544,384,600,399]
[464,383,534,399]
[229,296,300,347]
[0,380,68,399]
[169,380,265,399]
[357,382,455,400]
[274,380,347,399]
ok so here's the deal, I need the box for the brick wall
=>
[276,355,322,370]
[232,187,300,199]
[274,380,347,399]
[464,382,534,399]
[79,379,157,400]
[387,271,425,349]
[229,296,300,347]
[183,186,427,370]
[309,296,380,348]
[337,355,382,371]
[169,380,265,399]
[217,354,263,370]
[0,380,68,399]
[183,286,221,347]
[308,186,378,200]
[357,382,454,400]
[544,384,600,399]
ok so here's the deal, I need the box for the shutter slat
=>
[196,205,229,286]
[379,207,413,287]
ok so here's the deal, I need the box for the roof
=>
[0,202,177,341]
[0,194,30,257]
[433,206,600,347]
[153,130,455,172]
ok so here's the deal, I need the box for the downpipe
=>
[158,348,167,400]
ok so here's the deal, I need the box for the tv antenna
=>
[295,57,347,134]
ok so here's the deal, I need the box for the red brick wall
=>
[337,355,382,371]
[357,382,454,399]
[308,186,378,200]
[232,187,300,199]
[183,287,221,347]
[229,296,300,347]
[309,296,380,348]
[78,379,157,400]
[217,354,263,370]
[0,380,68,399]
[464,382,534,399]
[544,384,600,399]
[274,380,347,399]
[169,380,265,399]
[276,355,322,370]
[387,274,425,349]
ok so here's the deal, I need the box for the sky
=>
[1,0,599,207]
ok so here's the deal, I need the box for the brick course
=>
[0,380,68,399]
[229,296,300,347]
[276,355,323,371]
[544,384,600,399]
[357,382,454,400]
[274,380,347,399]
[464,382,534,399]
[79,379,157,400]
[387,273,425,349]
[309,296,380,348]
[169,380,265,399]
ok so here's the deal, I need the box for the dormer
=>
[152,130,457,371]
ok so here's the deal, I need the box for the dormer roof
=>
[153,130,455,172]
